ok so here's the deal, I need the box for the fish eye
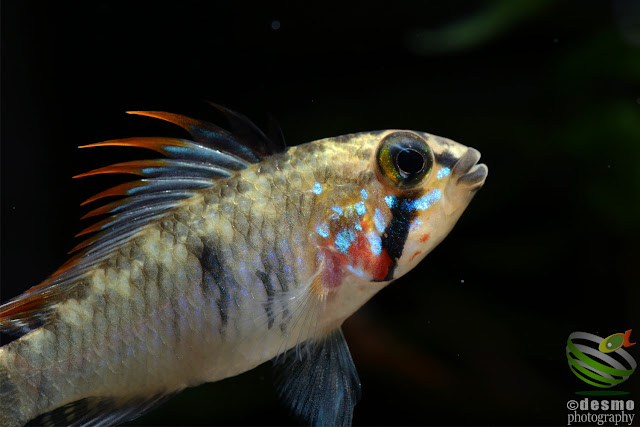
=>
[376,132,433,188]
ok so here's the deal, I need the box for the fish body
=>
[0,107,487,426]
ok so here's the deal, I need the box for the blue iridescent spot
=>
[316,223,330,238]
[332,206,343,215]
[385,195,396,208]
[313,182,323,195]
[374,208,386,233]
[437,167,451,180]
[409,218,422,232]
[360,188,368,199]
[355,223,363,231]
[355,201,366,215]
[334,228,356,254]
[346,265,366,277]
[411,189,442,211]
[164,146,194,156]
[367,232,382,255]
[141,167,162,175]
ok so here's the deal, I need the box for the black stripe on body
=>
[199,244,231,330]
[379,197,419,281]
[273,243,291,293]
[259,244,297,332]
[273,243,293,333]
[256,270,276,329]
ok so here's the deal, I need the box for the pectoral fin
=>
[276,328,361,427]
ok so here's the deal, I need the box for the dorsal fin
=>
[206,102,286,156]
[128,106,284,162]
[0,107,286,336]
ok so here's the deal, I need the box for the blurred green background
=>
[2,0,639,425]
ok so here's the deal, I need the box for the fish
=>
[0,104,487,426]
[598,329,636,353]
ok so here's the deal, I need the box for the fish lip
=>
[457,163,488,190]
[451,148,488,189]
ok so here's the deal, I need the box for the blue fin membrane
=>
[207,102,286,156]
[276,328,361,427]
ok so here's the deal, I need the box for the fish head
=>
[310,130,487,286]
[377,131,488,280]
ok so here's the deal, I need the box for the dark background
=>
[2,1,639,425]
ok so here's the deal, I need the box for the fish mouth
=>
[451,148,488,190]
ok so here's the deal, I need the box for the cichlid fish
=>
[0,105,487,426]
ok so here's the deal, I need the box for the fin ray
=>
[276,328,361,426]
[127,111,262,162]
[74,159,233,179]
[80,178,213,205]
[75,201,185,237]
[81,137,251,170]
[81,192,194,219]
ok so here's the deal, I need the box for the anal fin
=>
[276,328,361,427]
[28,392,178,427]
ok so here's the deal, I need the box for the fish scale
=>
[0,107,487,426]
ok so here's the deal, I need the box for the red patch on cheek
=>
[419,233,430,243]
[369,249,394,281]
[345,232,393,281]
[349,232,370,260]
[409,251,423,262]
[320,225,395,285]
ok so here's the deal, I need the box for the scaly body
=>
[0,108,487,426]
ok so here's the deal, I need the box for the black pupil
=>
[396,148,425,176]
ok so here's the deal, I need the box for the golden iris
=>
[376,132,433,188]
